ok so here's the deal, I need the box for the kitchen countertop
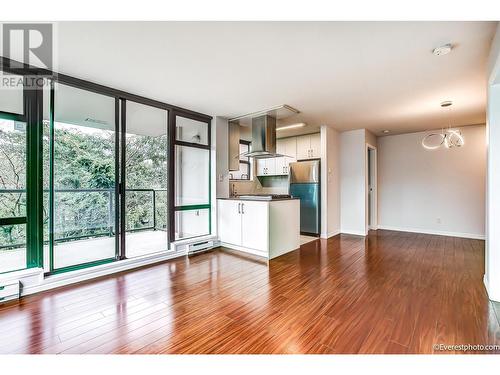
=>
[218,197,299,202]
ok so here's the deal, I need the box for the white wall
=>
[378,125,486,239]
[340,129,367,235]
[215,116,230,198]
[486,22,500,302]
[321,126,341,238]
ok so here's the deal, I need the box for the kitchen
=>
[216,106,322,260]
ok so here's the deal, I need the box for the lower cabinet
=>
[240,201,268,251]
[218,200,269,254]
[218,199,242,246]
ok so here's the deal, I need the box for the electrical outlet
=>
[436,218,441,224]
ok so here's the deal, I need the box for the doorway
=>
[367,145,377,231]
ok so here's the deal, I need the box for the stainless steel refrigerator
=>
[289,160,320,236]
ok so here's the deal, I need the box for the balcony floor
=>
[0,230,168,273]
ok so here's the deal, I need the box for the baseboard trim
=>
[320,230,341,239]
[340,229,367,237]
[219,242,268,259]
[377,225,485,240]
[22,251,184,296]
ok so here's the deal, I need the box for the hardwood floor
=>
[1,230,499,354]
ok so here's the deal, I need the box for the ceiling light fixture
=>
[276,123,306,131]
[421,101,464,150]
[382,130,390,134]
[432,43,453,56]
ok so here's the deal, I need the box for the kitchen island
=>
[217,197,300,259]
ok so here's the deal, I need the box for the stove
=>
[237,194,292,201]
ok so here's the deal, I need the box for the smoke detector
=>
[432,44,452,56]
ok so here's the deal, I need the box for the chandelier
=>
[421,101,464,150]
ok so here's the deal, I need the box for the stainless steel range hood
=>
[228,104,300,160]
[241,115,283,159]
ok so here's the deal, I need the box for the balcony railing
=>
[0,188,167,250]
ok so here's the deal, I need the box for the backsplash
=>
[230,176,288,196]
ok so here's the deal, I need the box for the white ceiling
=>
[50,21,497,137]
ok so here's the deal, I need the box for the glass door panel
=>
[0,116,27,273]
[51,83,117,270]
[174,145,209,206]
[124,101,168,258]
[173,114,211,241]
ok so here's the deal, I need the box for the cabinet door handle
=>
[238,203,241,214]
[241,203,245,214]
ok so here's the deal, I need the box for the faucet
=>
[230,183,237,197]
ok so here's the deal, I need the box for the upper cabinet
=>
[256,158,276,176]
[277,137,297,160]
[296,133,320,160]
[256,133,320,177]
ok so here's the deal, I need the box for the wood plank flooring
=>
[1,230,499,354]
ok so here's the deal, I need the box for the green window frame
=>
[170,111,212,242]
[1,56,212,275]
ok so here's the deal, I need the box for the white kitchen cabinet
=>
[256,158,277,176]
[217,199,241,246]
[276,138,286,155]
[217,198,300,259]
[282,137,297,160]
[240,201,269,252]
[256,159,266,176]
[256,134,319,176]
[274,157,286,175]
[275,157,293,175]
[309,133,321,158]
[296,133,321,160]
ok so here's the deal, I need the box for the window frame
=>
[1,56,212,275]
[229,140,251,181]
[170,111,211,242]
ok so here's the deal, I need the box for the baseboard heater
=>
[188,240,216,256]
[0,280,20,303]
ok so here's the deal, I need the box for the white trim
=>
[219,242,268,259]
[321,230,340,239]
[377,225,485,240]
[483,274,500,302]
[340,229,367,237]
[0,267,42,283]
[22,251,184,296]
[365,143,378,234]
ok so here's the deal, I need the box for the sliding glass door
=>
[124,101,169,258]
[48,83,118,272]
[1,62,212,276]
